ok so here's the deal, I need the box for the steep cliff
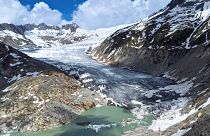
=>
[93,0,210,96]
[93,0,210,135]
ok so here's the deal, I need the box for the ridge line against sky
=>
[0,0,171,29]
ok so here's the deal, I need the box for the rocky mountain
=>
[93,0,210,135]
[0,43,105,133]
[0,23,96,49]
[0,42,58,86]
[2,0,210,135]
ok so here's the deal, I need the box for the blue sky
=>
[19,0,86,21]
[0,0,171,29]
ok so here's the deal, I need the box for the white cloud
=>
[0,0,28,24]
[0,0,67,25]
[72,0,171,29]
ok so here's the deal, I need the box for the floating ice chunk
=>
[96,104,102,107]
[87,124,117,133]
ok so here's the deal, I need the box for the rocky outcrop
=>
[123,126,160,136]
[0,43,106,133]
[0,71,105,133]
[0,23,74,34]
[93,0,210,135]
[62,23,79,32]
[0,43,59,87]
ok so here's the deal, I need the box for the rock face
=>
[0,71,105,133]
[62,23,79,32]
[162,105,210,136]
[0,23,92,49]
[0,43,59,87]
[0,43,106,133]
[93,0,210,99]
[123,126,160,136]
[93,0,210,135]
[94,0,210,75]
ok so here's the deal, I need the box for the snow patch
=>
[131,100,149,119]
[172,128,191,136]
[82,78,93,83]
[149,98,189,131]
[80,73,91,79]
[9,62,23,67]
[150,95,210,132]
[159,80,194,96]
[10,53,20,58]
[8,74,21,82]
[1,115,8,118]
[2,88,9,93]
[144,90,160,98]
[196,2,210,21]
[26,72,39,77]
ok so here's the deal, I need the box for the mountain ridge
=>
[93,0,210,135]
[0,22,89,49]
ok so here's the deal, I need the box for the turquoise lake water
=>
[4,106,155,136]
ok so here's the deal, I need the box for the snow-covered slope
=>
[94,0,210,61]
[93,0,210,135]
[0,23,83,48]
[93,0,210,82]
[0,23,130,49]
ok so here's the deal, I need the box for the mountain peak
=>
[167,0,207,8]
[62,23,79,32]
[170,0,185,5]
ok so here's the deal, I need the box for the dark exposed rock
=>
[0,75,6,87]
[93,0,210,74]
[37,23,60,30]
[184,107,210,136]
[93,0,210,96]
[0,23,25,35]
[0,23,78,33]
[0,43,60,86]
[123,126,160,136]
[93,0,210,135]
[62,23,79,32]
